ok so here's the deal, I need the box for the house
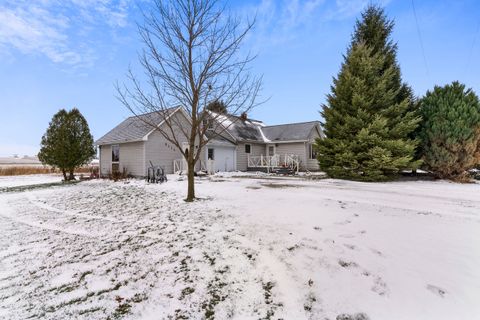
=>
[95,107,323,176]
[95,107,192,177]
[203,112,323,172]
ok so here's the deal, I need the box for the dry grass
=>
[0,166,96,176]
[0,166,54,176]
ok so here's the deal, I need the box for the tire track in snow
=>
[27,195,120,223]
[0,195,96,238]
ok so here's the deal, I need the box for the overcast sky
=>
[0,0,479,157]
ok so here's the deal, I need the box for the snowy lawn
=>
[0,175,479,319]
[0,174,63,188]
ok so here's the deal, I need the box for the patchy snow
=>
[0,176,479,319]
[0,174,63,188]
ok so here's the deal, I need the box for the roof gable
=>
[95,107,179,145]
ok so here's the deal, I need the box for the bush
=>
[106,167,129,182]
[418,82,480,181]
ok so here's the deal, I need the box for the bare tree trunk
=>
[68,169,75,181]
[186,160,195,201]
[116,0,262,201]
[62,169,67,181]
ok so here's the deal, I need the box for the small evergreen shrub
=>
[418,82,480,181]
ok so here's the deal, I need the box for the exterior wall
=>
[236,142,264,171]
[205,145,236,172]
[145,130,184,174]
[306,127,321,171]
[305,143,320,171]
[99,145,111,176]
[119,141,145,176]
[99,142,145,177]
[273,142,308,170]
[145,111,191,174]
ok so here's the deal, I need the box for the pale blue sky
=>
[0,0,479,156]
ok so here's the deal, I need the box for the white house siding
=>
[144,112,191,174]
[145,130,183,174]
[236,142,264,171]
[305,145,320,170]
[205,144,236,172]
[306,128,321,171]
[119,142,145,177]
[274,142,308,170]
[99,145,111,176]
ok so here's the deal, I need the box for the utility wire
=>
[465,20,480,76]
[411,0,429,78]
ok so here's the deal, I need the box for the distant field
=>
[0,166,94,176]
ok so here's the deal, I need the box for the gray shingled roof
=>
[95,108,178,145]
[213,113,265,142]
[262,121,321,141]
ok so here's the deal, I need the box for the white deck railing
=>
[173,158,208,174]
[173,158,186,174]
[247,154,300,173]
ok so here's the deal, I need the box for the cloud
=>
[0,0,132,67]
[242,0,391,51]
[242,0,327,50]
[329,0,392,20]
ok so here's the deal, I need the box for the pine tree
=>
[206,100,227,114]
[419,82,480,180]
[38,108,96,180]
[315,5,420,181]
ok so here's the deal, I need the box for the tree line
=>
[315,5,480,182]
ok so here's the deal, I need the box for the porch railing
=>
[247,154,300,173]
[173,158,208,174]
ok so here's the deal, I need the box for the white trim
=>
[265,139,310,144]
[266,144,276,157]
[233,147,237,171]
[143,106,191,140]
[96,138,145,146]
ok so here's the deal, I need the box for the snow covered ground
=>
[0,175,479,319]
[0,174,63,188]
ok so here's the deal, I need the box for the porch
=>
[247,154,300,173]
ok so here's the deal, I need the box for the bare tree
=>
[117,0,262,201]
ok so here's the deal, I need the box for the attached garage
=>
[205,137,236,172]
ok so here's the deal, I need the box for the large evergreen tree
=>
[38,108,96,180]
[316,5,420,181]
[418,82,480,180]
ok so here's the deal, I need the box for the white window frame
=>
[207,148,215,160]
[112,144,120,163]
[308,143,317,160]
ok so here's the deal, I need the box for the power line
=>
[411,0,429,78]
[465,20,480,76]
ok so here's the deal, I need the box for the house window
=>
[208,148,215,160]
[308,143,317,160]
[268,145,275,156]
[112,145,120,162]
[203,118,214,130]
[245,144,251,154]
